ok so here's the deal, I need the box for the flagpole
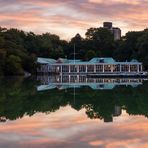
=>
[73,43,76,104]
[74,43,76,64]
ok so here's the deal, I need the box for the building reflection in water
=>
[36,75,147,123]
[104,106,122,122]
[0,76,147,126]
[37,75,145,91]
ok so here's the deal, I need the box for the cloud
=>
[0,0,148,39]
[0,106,148,148]
[89,0,142,5]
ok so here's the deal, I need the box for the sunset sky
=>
[0,106,148,148]
[0,0,148,40]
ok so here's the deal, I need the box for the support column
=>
[69,65,70,73]
[141,65,143,72]
[120,64,122,73]
[77,66,79,73]
[128,65,130,73]
[86,65,88,73]
[111,65,113,73]
[103,65,105,73]
[137,65,139,72]
[94,65,96,73]
[61,65,63,75]
[77,75,79,83]
[69,75,70,83]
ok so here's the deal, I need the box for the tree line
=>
[0,77,148,121]
[0,26,148,75]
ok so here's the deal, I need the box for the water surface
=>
[0,76,148,148]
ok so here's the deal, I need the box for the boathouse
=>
[37,57,143,74]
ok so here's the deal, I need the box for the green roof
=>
[37,57,141,65]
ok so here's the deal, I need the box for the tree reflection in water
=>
[0,76,148,122]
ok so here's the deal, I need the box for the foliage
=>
[1,26,148,76]
[0,28,67,75]
[0,77,148,121]
[85,50,96,60]
[5,55,24,75]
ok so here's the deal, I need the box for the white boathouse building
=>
[37,57,143,76]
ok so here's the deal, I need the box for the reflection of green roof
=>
[90,84,115,90]
[37,57,141,65]
[37,82,141,91]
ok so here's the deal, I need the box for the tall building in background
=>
[103,22,113,29]
[112,27,121,40]
[103,22,121,40]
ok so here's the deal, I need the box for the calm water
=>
[0,76,148,148]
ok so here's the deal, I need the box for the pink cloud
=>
[0,106,148,147]
[0,0,148,39]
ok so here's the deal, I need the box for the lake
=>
[0,76,148,148]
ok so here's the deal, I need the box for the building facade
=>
[112,27,121,40]
[103,22,121,40]
[37,57,143,75]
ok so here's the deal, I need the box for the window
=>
[70,65,77,72]
[62,76,69,82]
[113,65,120,72]
[87,65,94,72]
[121,65,129,72]
[96,65,103,72]
[79,65,86,72]
[62,65,69,72]
[79,76,86,82]
[130,65,138,72]
[104,65,112,72]
[70,75,77,82]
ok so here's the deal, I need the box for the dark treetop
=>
[0,27,148,75]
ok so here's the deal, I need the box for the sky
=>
[0,106,148,148]
[0,0,148,40]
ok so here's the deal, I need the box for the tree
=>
[113,40,133,61]
[0,49,6,75]
[68,33,84,59]
[85,50,96,60]
[0,36,5,48]
[5,55,24,75]
[85,27,115,57]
